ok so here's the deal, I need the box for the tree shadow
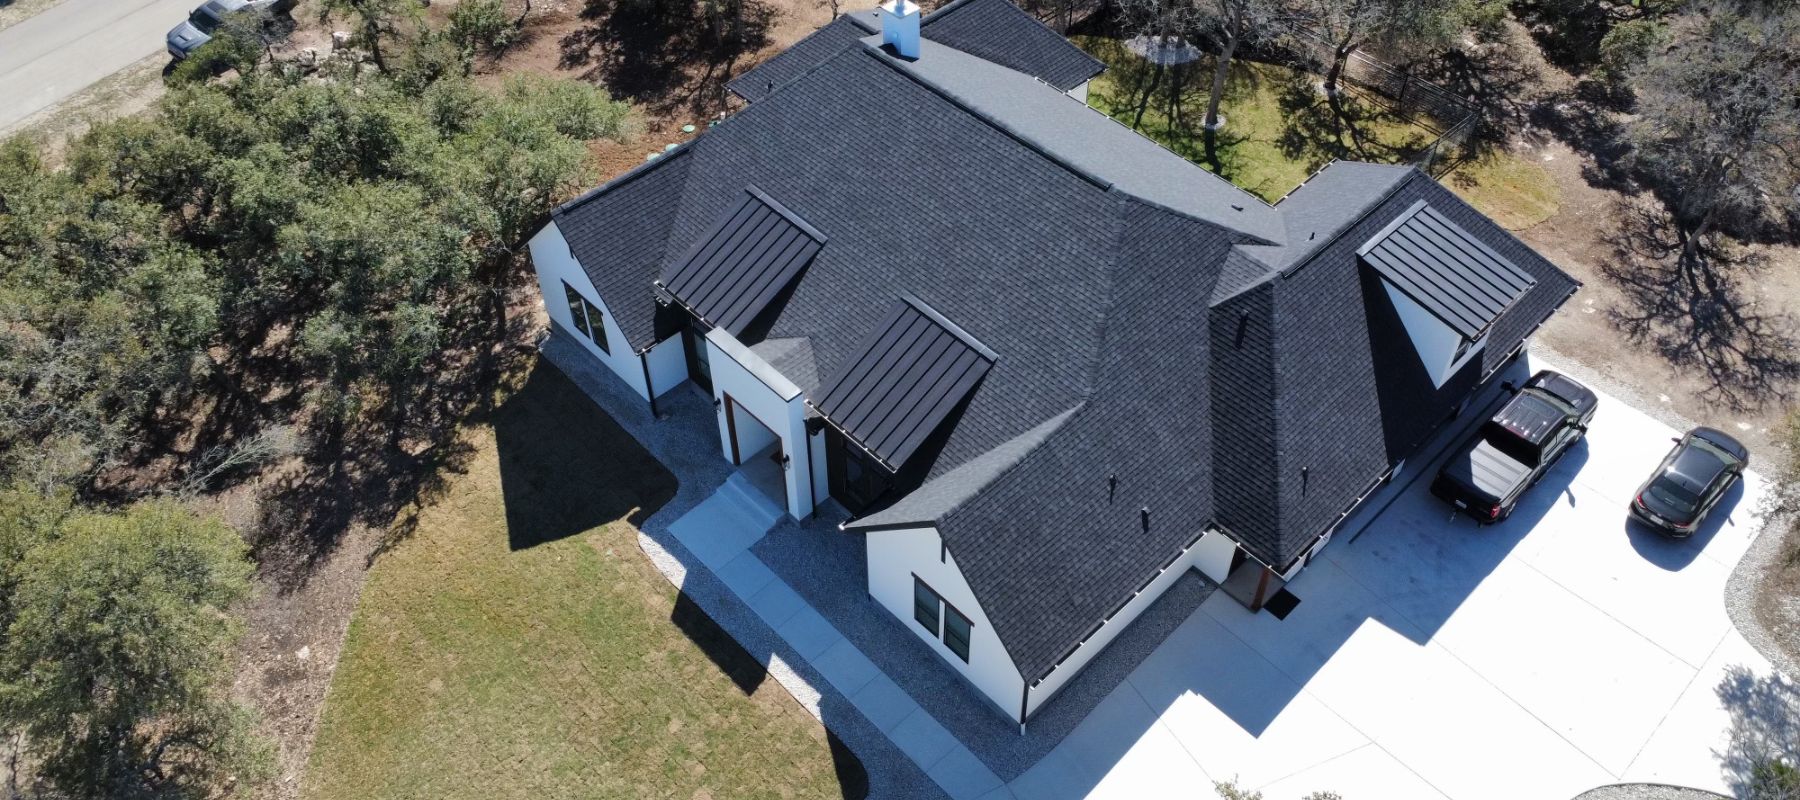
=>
[1273,72,1431,168]
[1600,204,1800,411]
[246,281,544,590]
[559,0,773,120]
[1717,665,1800,798]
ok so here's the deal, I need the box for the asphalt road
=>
[0,0,193,133]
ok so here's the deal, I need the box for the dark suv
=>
[1431,371,1599,523]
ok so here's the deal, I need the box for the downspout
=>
[639,349,659,419]
[1019,682,1029,735]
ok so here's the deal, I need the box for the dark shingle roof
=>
[552,149,694,351]
[1358,201,1537,340]
[917,0,1104,91]
[657,186,824,336]
[813,295,998,472]
[548,35,1578,688]
[729,0,1104,102]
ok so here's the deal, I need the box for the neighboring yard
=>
[1075,36,1561,230]
[303,363,861,800]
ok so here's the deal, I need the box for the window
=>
[563,282,590,339]
[561,282,610,354]
[912,575,973,662]
[913,577,940,635]
[582,298,609,354]
[943,604,972,662]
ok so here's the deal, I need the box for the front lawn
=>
[1075,36,1560,229]
[303,362,863,800]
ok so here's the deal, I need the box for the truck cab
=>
[1431,370,1598,523]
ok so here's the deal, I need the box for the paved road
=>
[0,0,192,132]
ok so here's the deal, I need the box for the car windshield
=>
[188,8,222,34]
[1645,474,1701,516]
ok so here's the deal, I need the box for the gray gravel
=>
[1571,784,1728,800]
[542,332,948,800]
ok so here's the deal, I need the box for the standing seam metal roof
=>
[813,295,998,471]
[657,186,825,335]
[1359,201,1537,339]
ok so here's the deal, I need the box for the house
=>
[527,0,1578,731]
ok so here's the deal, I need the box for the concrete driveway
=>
[0,0,193,132]
[1012,353,1779,800]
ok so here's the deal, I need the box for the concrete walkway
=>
[667,471,1010,800]
[0,0,189,132]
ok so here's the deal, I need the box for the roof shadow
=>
[493,363,678,550]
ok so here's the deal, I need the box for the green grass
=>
[303,363,861,800]
[1074,36,1560,228]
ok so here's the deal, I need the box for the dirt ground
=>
[1517,136,1800,466]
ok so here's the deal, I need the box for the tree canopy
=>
[0,490,264,799]
[0,57,630,491]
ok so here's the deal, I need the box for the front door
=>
[826,429,890,513]
[684,324,713,393]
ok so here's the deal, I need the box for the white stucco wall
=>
[1191,528,1237,584]
[1025,529,1209,718]
[1067,81,1089,104]
[1382,279,1482,389]
[529,222,649,399]
[643,333,688,399]
[867,526,1026,721]
[808,428,829,508]
[704,329,816,518]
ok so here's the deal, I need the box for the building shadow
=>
[492,362,677,550]
[671,590,769,695]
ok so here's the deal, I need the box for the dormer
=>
[1359,201,1537,387]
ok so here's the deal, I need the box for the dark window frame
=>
[582,297,609,354]
[563,281,591,339]
[912,575,941,636]
[942,602,972,662]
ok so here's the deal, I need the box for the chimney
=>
[881,0,921,59]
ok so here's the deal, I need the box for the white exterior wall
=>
[1382,280,1487,389]
[867,526,1026,721]
[808,429,829,508]
[643,334,689,399]
[1191,528,1237,583]
[704,329,817,518]
[1067,81,1089,104]
[529,222,649,399]
[1025,529,1209,717]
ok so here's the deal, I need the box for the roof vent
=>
[1140,507,1151,533]
[1108,474,1118,504]
[881,0,921,59]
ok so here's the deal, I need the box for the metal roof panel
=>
[659,187,824,335]
[1360,201,1537,339]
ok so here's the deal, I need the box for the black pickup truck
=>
[1431,371,1599,523]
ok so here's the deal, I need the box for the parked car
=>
[1629,427,1749,537]
[166,0,288,60]
[1431,370,1599,523]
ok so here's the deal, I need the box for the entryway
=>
[724,394,785,508]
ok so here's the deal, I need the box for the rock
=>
[296,645,311,661]
[331,30,352,49]
[297,47,319,68]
